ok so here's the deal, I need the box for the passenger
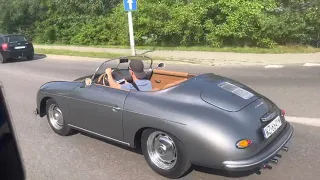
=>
[105,60,152,91]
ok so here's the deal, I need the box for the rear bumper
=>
[2,48,34,59]
[222,122,294,171]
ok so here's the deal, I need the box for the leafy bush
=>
[0,0,319,48]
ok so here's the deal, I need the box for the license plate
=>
[14,46,26,49]
[262,116,282,139]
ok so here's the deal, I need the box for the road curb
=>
[36,53,320,68]
[303,63,320,67]
[264,65,284,68]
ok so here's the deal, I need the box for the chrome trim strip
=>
[41,91,123,109]
[68,124,130,146]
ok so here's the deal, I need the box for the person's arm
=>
[105,68,121,89]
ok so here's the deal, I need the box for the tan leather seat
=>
[150,69,194,90]
[151,87,161,91]
[162,79,187,89]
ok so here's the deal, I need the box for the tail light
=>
[236,139,252,149]
[281,109,286,116]
[1,43,8,51]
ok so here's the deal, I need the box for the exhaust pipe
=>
[262,164,272,169]
[275,154,282,158]
[270,158,278,164]
[282,146,288,152]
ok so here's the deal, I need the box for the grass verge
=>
[35,43,320,54]
[35,48,127,59]
[35,48,168,61]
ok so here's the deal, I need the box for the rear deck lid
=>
[200,80,260,112]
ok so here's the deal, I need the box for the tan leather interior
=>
[91,69,194,91]
[151,87,161,91]
[162,79,188,89]
[150,69,194,90]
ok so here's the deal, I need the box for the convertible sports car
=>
[34,55,294,179]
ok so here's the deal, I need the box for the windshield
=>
[93,56,153,77]
[4,35,27,43]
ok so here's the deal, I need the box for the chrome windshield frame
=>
[90,55,153,82]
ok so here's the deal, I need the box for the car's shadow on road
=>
[4,54,47,63]
[33,54,47,60]
[187,165,261,178]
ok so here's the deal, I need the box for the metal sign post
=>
[124,0,137,56]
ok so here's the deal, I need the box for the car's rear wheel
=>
[0,53,6,64]
[46,99,74,136]
[26,53,34,60]
[141,128,191,179]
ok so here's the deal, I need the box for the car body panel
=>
[200,79,260,111]
[121,74,291,168]
[67,85,130,141]
[36,81,83,121]
[35,70,293,171]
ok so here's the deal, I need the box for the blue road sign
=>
[124,0,137,11]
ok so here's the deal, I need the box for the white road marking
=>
[264,65,284,68]
[286,116,320,127]
[303,63,320,67]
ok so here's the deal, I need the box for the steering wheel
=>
[97,68,127,86]
[97,73,108,85]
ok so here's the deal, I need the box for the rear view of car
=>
[0,34,34,63]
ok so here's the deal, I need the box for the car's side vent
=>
[217,81,254,100]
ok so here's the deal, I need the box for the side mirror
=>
[120,57,129,63]
[157,62,165,69]
[84,78,92,87]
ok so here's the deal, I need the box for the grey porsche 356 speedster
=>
[34,55,293,179]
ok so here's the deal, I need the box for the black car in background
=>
[0,34,34,63]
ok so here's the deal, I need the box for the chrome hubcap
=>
[147,131,177,170]
[48,104,63,130]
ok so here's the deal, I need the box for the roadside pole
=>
[124,0,137,56]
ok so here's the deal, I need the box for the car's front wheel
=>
[46,99,74,136]
[141,128,191,179]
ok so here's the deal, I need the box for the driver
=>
[105,60,152,91]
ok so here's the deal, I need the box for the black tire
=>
[26,53,34,60]
[45,99,74,136]
[0,53,6,64]
[141,128,191,179]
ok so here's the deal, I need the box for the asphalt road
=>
[0,56,319,180]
